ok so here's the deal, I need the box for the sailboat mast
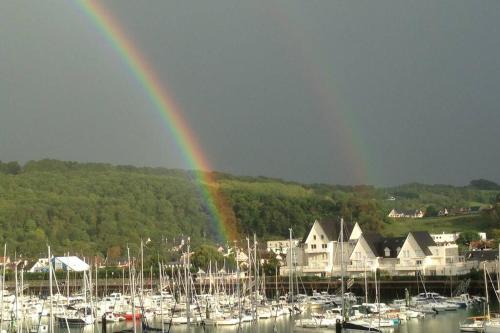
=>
[254,233,259,319]
[484,262,490,318]
[127,246,136,333]
[14,258,18,328]
[236,247,242,329]
[340,218,345,321]
[288,228,294,305]
[364,259,368,304]
[0,244,6,330]
[159,262,164,333]
[141,239,144,298]
[48,246,53,333]
[497,243,500,293]
[186,237,191,326]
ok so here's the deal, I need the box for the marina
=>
[0,298,493,333]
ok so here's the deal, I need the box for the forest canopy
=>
[0,159,497,258]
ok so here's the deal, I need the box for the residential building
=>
[438,208,449,217]
[388,209,424,219]
[465,250,499,273]
[349,233,405,275]
[281,219,486,278]
[27,258,49,273]
[431,232,487,244]
[431,232,460,244]
[281,219,357,277]
[266,239,300,255]
[0,257,10,267]
[396,231,472,276]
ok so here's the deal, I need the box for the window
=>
[322,244,327,249]
[384,247,390,257]
[313,235,317,240]
[320,235,324,240]
[311,244,317,249]
[416,260,422,265]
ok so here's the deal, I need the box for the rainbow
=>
[76,0,237,242]
[265,3,375,185]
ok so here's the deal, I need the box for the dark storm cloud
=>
[1,1,499,186]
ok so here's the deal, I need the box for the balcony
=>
[347,265,367,272]
[395,263,422,271]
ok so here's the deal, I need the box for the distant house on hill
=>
[388,209,424,219]
[438,208,449,217]
[469,206,481,214]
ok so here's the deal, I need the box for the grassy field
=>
[382,214,489,236]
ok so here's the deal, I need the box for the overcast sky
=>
[1,1,499,186]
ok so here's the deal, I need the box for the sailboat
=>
[484,253,500,333]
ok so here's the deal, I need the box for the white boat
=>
[460,317,486,332]
[97,312,121,323]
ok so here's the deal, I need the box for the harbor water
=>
[17,306,485,333]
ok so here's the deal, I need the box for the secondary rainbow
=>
[77,0,236,241]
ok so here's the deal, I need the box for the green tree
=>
[425,205,438,217]
[456,231,480,246]
[261,256,281,277]
[190,245,225,270]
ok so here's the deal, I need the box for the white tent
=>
[53,256,89,272]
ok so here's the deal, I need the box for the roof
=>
[23,260,39,271]
[465,250,499,262]
[53,256,90,272]
[361,233,384,256]
[380,237,406,258]
[361,233,405,258]
[392,209,423,215]
[302,219,353,243]
[410,231,436,256]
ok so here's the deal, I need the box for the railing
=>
[395,264,421,271]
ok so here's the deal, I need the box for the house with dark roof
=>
[282,219,484,277]
[464,250,499,273]
[349,233,405,275]
[388,209,424,219]
[396,231,474,276]
[465,250,498,262]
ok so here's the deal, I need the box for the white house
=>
[281,219,357,277]
[349,233,405,275]
[388,209,424,219]
[431,232,460,244]
[438,208,449,216]
[396,231,472,276]
[27,258,50,273]
[431,232,487,244]
[223,247,249,268]
[267,239,300,255]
